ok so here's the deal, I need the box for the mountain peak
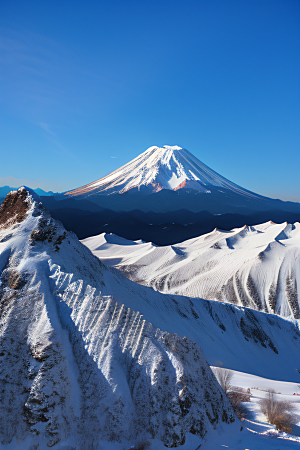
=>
[150,144,183,152]
[163,144,182,150]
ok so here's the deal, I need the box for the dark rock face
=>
[239,309,278,354]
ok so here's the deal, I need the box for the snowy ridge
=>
[66,145,260,197]
[0,188,237,449]
[83,221,300,319]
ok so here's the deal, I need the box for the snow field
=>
[202,369,300,449]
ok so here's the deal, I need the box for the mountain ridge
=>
[0,187,239,448]
[83,221,300,320]
[0,185,57,198]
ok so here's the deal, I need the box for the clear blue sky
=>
[0,0,299,200]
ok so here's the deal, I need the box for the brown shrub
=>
[227,388,250,419]
[260,389,297,432]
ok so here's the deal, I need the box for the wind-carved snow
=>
[84,222,300,320]
[66,145,259,197]
[50,262,238,447]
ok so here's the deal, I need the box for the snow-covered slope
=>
[65,145,260,197]
[1,188,300,449]
[83,222,300,320]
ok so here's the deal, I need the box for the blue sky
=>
[0,0,299,200]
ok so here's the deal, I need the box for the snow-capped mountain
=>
[65,145,260,198]
[1,188,300,449]
[83,222,300,320]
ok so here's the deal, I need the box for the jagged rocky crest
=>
[0,188,237,449]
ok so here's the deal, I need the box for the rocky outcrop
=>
[0,187,30,228]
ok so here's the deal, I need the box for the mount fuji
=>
[66,145,260,198]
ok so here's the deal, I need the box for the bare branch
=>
[212,367,233,395]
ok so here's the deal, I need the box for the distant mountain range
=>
[41,196,300,244]
[0,185,57,199]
